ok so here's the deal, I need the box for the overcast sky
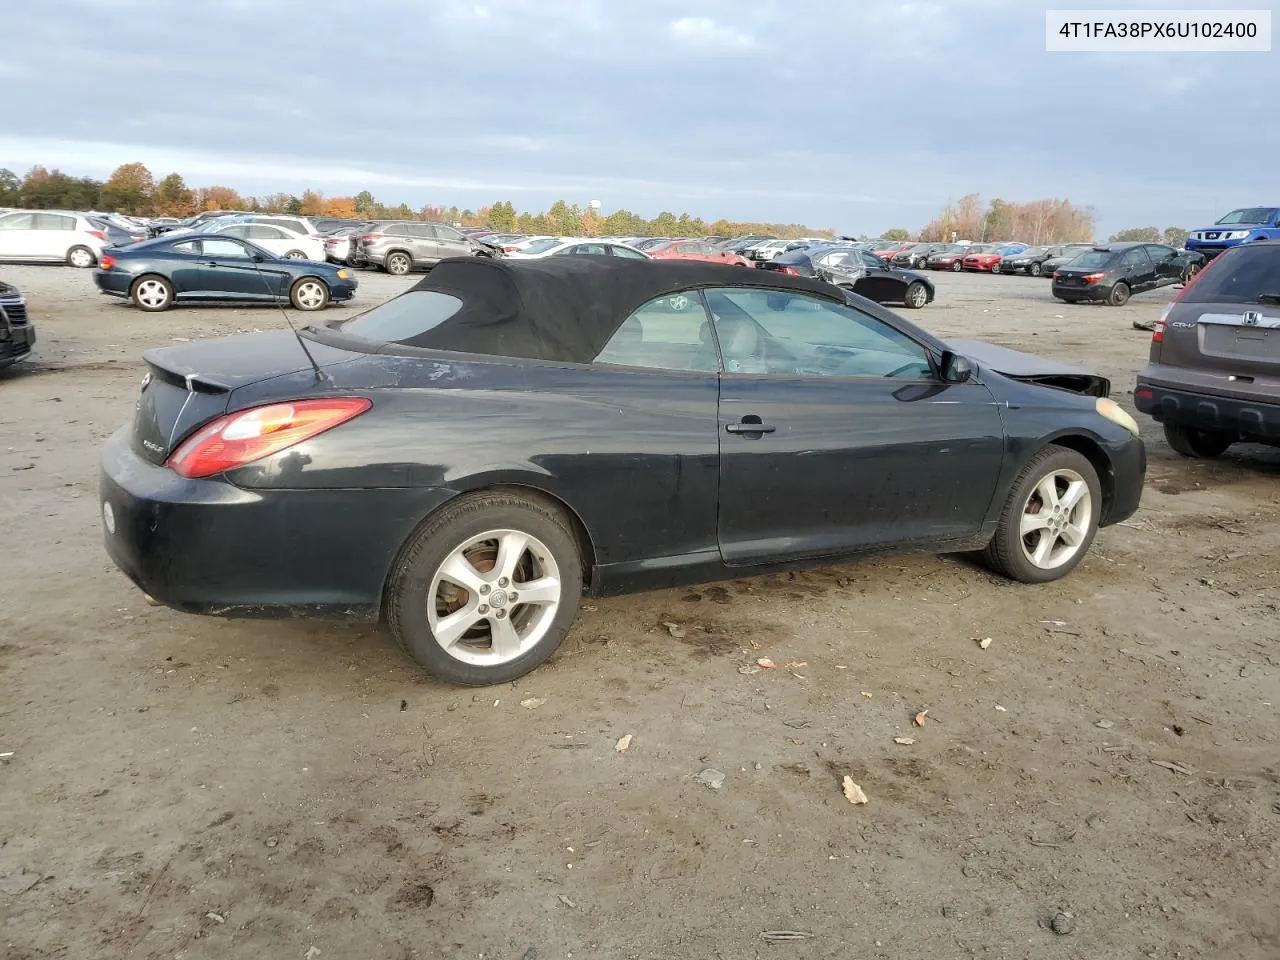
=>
[1,0,1275,236]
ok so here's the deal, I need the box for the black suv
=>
[0,279,35,368]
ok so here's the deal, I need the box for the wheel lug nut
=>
[498,577,509,588]
[495,610,506,619]
[478,604,488,614]
[479,584,490,595]
[509,593,518,602]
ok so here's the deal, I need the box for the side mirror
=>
[252,253,266,263]
[939,350,974,383]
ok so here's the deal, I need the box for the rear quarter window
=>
[1182,245,1280,304]
[338,291,463,342]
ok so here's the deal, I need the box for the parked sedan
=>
[891,243,949,269]
[1001,244,1093,277]
[0,210,109,267]
[760,247,935,308]
[0,278,35,368]
[925,244,974,271]
[92,234,357,312]
[963,242,1029,273]
[1052,243,1205,306]
[644,239,751,267]
[98,256,1144,686]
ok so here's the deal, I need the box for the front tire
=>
[290,277,330,311]
[130,275,173,312]
[385,251,413,276]
[1108,281,1130,306]
[982,446,1101,584]
[386,492,584,686]
[903,281,928,309]
[951,261,963,272]
[1030,262,1042,277]
[67,245,97,268]
[1164,423,1233,459]
[991,262,1001,274]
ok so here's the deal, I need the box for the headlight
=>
[1223,230,1250,240]
[1095,397,1139,436]
[336,269,349,279]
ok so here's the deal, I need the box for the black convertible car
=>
[100,257,1145,685]
[759,246,935,309]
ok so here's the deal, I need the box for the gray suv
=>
[355,221,495,275]
[1135,240,1280,458]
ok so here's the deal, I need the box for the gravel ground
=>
[1,262,1278,960]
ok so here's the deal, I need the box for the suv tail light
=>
[776,266,799,276]
[1152,317,1167,343]
[100,254,116,270]
[1082,272,1105,284]
[167,398,372,479]
[360,233,384,241]
[86,229,107,241]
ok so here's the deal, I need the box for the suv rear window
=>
[337,291,463,341]
[1181,244,1280,304]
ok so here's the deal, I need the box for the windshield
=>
[1018,246,1050,257]
[518,238,562,255]
[1215,207,1277,225]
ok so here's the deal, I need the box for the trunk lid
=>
[131,330,360,465]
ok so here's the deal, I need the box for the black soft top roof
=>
[397,255,840,362]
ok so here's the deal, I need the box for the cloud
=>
[1,0,1277,236]
[669,16,754,49]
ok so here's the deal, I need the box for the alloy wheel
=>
[135,279,169,309]
[428,529,562,667]
[68,247,95,268]
[1018,469,1092,570]
[293,280,327,310]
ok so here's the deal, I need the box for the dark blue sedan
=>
[93,234,357,312]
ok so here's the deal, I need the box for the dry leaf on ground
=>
[841,775,868,805]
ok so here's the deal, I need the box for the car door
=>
[0,212,35,258]
[406,224,441,264]
[1118,246,1155,292]
[708,286,1005,565]
[854,251,905,303]
[197,236,281,298]
[1142,244,1180,285]
[33,212,77,259]
[433,224,472,260]
[167,239,207,294]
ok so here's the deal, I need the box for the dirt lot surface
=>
[2,264,1278,960]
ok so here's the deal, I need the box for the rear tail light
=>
[777,266,799,276]
[360,233,384,241]
[100,254,116,270]
[1151,318,1166,343]
[1135,387,1154,402]
[167,398,372,479]
[503,246,519,253]
[1083,273,1105,284]
[87,230,107,241]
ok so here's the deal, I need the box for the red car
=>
[644,239,751,267]
[963,243,1030,273]
[871,241,910,260]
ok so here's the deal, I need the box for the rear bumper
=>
[94,270,134,296]
[98,428,454,619]
[1134,378,1280,440]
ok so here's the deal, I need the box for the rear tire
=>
[385,251,413,276]
[991,262,1001,274]
[1163,423,1233,459]
[290,277,330,311]
[982,446,1101,584]
[67,245,97,268]
[951,261,963,272]
[130,275,173,312]
[1030,262,1042,277]
[1108,281,1130,306]
[386,492,584,686]
[284,249,307,260]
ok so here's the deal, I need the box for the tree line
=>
[0,162,834,240]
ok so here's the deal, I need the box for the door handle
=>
[726,418,776,435]
[205,261,218,267]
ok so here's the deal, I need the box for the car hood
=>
[1198,221,1266,230]
[948,339,1110,397]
